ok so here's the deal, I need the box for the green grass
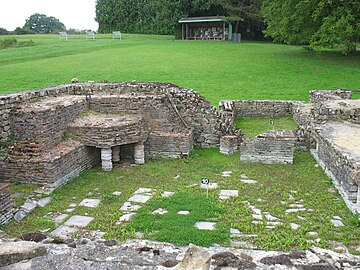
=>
[0,34,359,104]
[4,148,360,252]
[235,117,298,138]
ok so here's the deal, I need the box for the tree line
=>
[95,0,359,54]
[95,0,265,40]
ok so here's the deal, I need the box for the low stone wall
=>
[309,89,352,104]
[145,131,193,158]
[240,130,296,164]
[0,141,100,187]
[314,99,360,125]
[219,100,296,118]
[311,122,360,212]
[0,183,12,225]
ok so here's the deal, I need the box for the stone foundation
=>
[0,183,12,225]
[240,130,296,164]
[219,136,238,154]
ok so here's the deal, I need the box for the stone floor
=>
[40,172,347,248]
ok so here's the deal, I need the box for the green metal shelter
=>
[178,16,232,41]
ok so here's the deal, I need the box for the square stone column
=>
[220,135,238,155]
[101,148,113,171]
[134,142,145,164]
[112,146,121,162]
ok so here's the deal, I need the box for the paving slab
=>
[64,215,94,227]
[128,194,151,204]
[178,211,190,215]
[161,191,175,197]
[331,219,344,227]
[290,223,300,230]
[219,190,238,200]
[241,179,258,184]
[152,208,168,215]
[134,188,154,194]
[54,214,69,224]
[119,213,136,222]
[79,198,101,208]
[113,191,122,196]
[65,208,75,213]
[200,183,218,189]
[120,202,142,212]
[195,221,216,230]
[37,197,52,208]
[68,203,77,208]
[50,225,78,240]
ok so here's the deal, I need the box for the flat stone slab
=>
[134,188,154,194]
[79,198,101,208]
[152,208,168,215]
[119,213,136,222]
[54,214,69,224]
[195,221,216,230]
[68,203,77,208]
[120,202,142,212]
[178,211,190,215]
[50,225,78,240]
[113,191,122,196]
[128,194,151,204]
[331,219,344,227]
[161,191,175,197]
[221,171,232,177]
[200,183,218,189]
[64,215,94,227]
[37,197,52,208]
[241,179,257,184]
[219,190,238,200]
[290,223,300,230]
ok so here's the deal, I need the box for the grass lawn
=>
[1,34,360,252]
[235,116,298,139]
[4,148,360,252]
[0,34,359,104]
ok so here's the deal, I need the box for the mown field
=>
[1,34,360,252]
[0,34,359,104]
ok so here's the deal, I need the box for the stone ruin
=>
[220,89,360,213]
[0,83,359,216]
[0,82,238,189]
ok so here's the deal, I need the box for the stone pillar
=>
[220,135,238,155]
[134,142,145,165]
[101,148,113,171]
[112,146,120,162]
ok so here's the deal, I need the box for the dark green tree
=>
[24,13,66,33]
[0,27,9,35]
[262,0,359,54]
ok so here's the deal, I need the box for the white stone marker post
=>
[112,146,121,162]
[101,148,113,171]
[134,142,145,165]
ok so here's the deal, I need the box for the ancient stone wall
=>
[313,99,360,125]
[309,89,352,104]
[0,183,12,225]
[0,141,99,187]
[11,96,87,156]
[219,100,297,118]
[0,82,237,185]
[240,130,296,164]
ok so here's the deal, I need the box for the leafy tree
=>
[24,13,66,33]
[262,0,359,54]
[0,27,9,35]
